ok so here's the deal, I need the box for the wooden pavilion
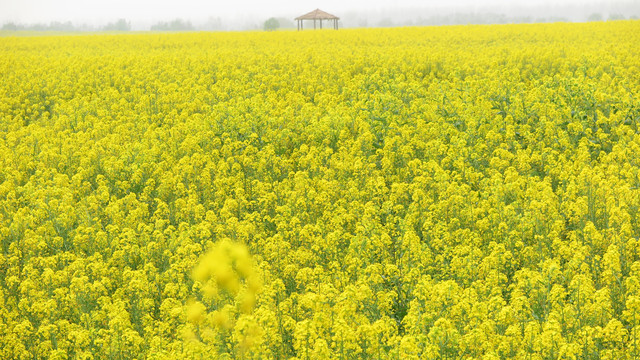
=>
[295,9,339,30]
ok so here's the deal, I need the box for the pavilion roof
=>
[295,9,339,20]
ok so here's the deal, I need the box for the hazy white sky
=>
[1,0,592,24]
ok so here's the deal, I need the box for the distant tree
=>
[588,13,603,22]
[49,21,76,31]
[30,23,48,31]
[150,19,193,31]
[103,19,131,31]
[608,14,625,21]
[263,17,280,31]
[1,22,18,31]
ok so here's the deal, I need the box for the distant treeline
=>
[1,19,131,32]
[1,12,637,32]
[149,19,193,31]
[0,18,194,32]
[354,12,637,28]
[1,21,90,32]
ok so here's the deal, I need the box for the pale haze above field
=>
[1,0,639,30]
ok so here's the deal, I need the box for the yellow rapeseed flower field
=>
[1,20,640,359]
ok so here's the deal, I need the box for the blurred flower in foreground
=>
[193,239,261,313]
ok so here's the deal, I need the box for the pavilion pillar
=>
[320,19,322,29]
[314,19,316,29]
